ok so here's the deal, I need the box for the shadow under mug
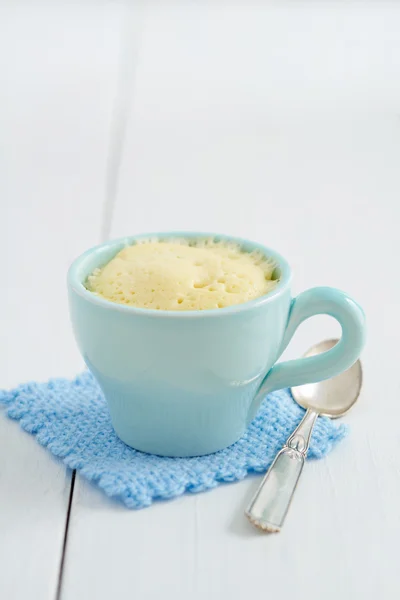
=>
[68,232,366,457]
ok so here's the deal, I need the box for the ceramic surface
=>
[68,232,366,457]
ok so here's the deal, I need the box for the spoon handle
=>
[245,409,318,532]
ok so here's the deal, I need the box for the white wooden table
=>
[2,2,399,599]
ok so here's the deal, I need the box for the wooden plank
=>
[0,3,121,599]
[61,4,400,599]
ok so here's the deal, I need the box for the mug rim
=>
[67,232,292,319]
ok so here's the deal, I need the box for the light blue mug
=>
[68,232,366,457]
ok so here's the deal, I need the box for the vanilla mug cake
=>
[68,232,366,457]
[86,238,279,311]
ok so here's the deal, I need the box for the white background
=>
[1,2,399,599]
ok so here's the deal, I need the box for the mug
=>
[68,232,366,457]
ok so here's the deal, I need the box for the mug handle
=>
[249,287,366,419]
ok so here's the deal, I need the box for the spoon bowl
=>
[291,338,363,417]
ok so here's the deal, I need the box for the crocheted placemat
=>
[0,372,346,508]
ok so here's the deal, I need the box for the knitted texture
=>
[0,372,347,509]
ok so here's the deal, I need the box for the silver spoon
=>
[245,339,362,533]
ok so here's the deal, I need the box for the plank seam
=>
[55,471,76,600]
[55,4,144,598]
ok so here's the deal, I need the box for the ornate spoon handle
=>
[245,409,318,532]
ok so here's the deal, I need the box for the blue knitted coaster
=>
[0,372,346,508]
